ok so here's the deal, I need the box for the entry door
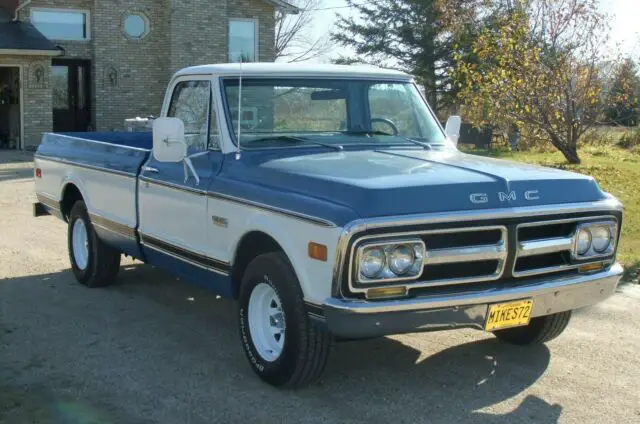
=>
[138,79,223,261]
[52,60,90,132]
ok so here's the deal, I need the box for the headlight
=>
[591,225,612,253]
[356,240,425,283]
[360,247,385,278]
[573,220,617,258]
[389,245,415,275]
[575,228,592,255]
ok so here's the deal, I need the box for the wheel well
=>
[60,183,83,221]
[231,231,284,299]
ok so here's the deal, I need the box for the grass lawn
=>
[466,145,640,280]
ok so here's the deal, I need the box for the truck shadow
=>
[1,263,561,424]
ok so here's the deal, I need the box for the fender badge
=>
[212,216,228,228]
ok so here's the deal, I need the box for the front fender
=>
[227,213,344,304]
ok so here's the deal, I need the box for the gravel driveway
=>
[1,150,639,424]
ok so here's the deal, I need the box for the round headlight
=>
[389,245,415,275]
[576,228,592,255]
[591,226,612,253]
[360,247,385,278]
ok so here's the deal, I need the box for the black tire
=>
[68,200,121,288]
[493,311,572,345]
[238,252,332,388]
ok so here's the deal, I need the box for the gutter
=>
[13,0,32,21]
[0,48,61,56]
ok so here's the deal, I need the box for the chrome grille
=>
[348,226,508,293]
[513,215,617,277]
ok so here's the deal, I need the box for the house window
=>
[123,13,149,39]
[229,19,257,62]
[31,9,90,41]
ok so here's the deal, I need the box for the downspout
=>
[13,0,32,21]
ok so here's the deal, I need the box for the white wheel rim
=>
[248,283,285,362]
[72,218,89,270]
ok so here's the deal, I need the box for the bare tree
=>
[275,0,332,62]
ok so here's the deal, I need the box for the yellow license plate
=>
[485,299,533,331]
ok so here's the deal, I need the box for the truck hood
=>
[225,148,606,222]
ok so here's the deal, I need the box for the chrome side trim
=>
[36,192,60,211]
[324,262,623,315]
[35,155,137,178]
[139,177,336,227]
[207,191,336,228]
[347,225,508,293]
[518,237,574,258]
[140,233,230,276]
[43,132,150,152]
[139,176,207,196]
[331,199,623,297]
[89,213,137,239]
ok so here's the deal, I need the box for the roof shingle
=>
[0,10,59,53]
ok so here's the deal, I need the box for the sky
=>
[301,0,640,63]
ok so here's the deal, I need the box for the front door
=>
[138,78,225,274]
[52,59,90,132]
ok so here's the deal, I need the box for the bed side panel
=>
[35,133,149,233]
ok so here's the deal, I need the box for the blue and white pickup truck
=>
[33,63,624,388]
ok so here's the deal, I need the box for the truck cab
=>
[33,63,624,388]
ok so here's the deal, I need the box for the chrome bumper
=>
[322,263,624,339]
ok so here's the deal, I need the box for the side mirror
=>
[445,115,462,146]
[152,117,187,162]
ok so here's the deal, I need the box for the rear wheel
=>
[68,201,121,287]
[238,252,332,388]
[493,311,572,345]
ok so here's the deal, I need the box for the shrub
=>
[617,130,640,149]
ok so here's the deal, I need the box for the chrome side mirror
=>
[445,115,462,146]
[152,117,187,163]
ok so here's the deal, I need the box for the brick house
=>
[0,0,297,150]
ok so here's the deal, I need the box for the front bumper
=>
[322,263,624,339]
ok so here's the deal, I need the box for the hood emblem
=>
[470,190,539,204]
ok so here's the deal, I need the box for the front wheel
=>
[238,252,331,388]
[493,311,572,345]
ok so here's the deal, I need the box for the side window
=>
[167,80,210,152]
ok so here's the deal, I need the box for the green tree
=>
[453,0,609,164]
[605,58,640,126]
[331,0,484,112]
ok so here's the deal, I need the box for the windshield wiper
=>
[341,131,432,150]
[250,135,343,151]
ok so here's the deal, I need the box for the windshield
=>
[221,78,448,148]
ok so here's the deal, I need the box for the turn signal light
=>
[366,286,408,299]
[35,168,42,178]
[308,242,327,262]
[578,262,604,273]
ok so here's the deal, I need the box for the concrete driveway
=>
[1,150,639,424]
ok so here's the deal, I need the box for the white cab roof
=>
[175,62,413,80]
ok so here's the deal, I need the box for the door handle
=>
[142,166,159,173]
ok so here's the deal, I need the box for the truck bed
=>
[34,131,153,259]
[36,132,152,175]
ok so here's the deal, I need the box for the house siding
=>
[7,0,278,143]
[93,0,170,130]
